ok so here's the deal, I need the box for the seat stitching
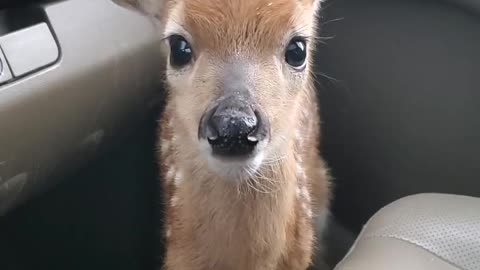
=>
[362,234,467,270]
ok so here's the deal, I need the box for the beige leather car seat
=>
[334,193,480,270]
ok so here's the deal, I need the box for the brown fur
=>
[115,0,331,269]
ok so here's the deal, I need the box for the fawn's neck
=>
[161,89,316,269]
[172,151,300,268]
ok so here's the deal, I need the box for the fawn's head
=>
[115,0,322,180]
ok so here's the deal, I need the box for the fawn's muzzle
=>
[199,95,269,157]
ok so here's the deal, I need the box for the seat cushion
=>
[334,193,480,270]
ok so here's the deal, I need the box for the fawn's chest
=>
[161,176,314,270]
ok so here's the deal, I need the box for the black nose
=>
[206,105,259,157]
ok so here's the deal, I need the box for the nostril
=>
[242,117,257,136]
[207,135,220,145]
[247,136,258,143]
[246,136,259,148]
[247,110,262,137]
[207,135,219,143]
[205,110,220,139]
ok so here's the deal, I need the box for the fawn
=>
[115,0,331,269]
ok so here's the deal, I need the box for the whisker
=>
[262,155,287,165]
[320,17,345,26]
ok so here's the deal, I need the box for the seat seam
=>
[362,234,467,270]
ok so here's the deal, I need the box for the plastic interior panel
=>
[1,22,59,77]
[0,47,13,84]
[0,0,165,215]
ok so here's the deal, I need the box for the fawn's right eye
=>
[285,37,307,70]
[169,35,192,68]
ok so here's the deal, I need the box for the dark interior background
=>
[0,110,164,270]
[1,0,480,269]
[315,0,480,234]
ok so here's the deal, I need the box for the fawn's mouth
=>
[198,138,267,180]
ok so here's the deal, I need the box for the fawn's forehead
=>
[166,0,315,55]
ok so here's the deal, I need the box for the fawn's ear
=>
[113,0,165,17]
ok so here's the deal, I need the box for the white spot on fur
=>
[301,186,311,203]
[166,166,176,183]
[161,140,170,155]
[166,228,171,238]
[171,196,178,207]
[295,130,303,147]
[306,207,313,218]
[296,162,306,180]
[302,202,312,218]
[174,170,183,186]
[301,202,307,210]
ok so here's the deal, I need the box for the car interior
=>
[0,0,479,269]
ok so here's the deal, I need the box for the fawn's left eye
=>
[169,35,193,68]
[285,38,307,70]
